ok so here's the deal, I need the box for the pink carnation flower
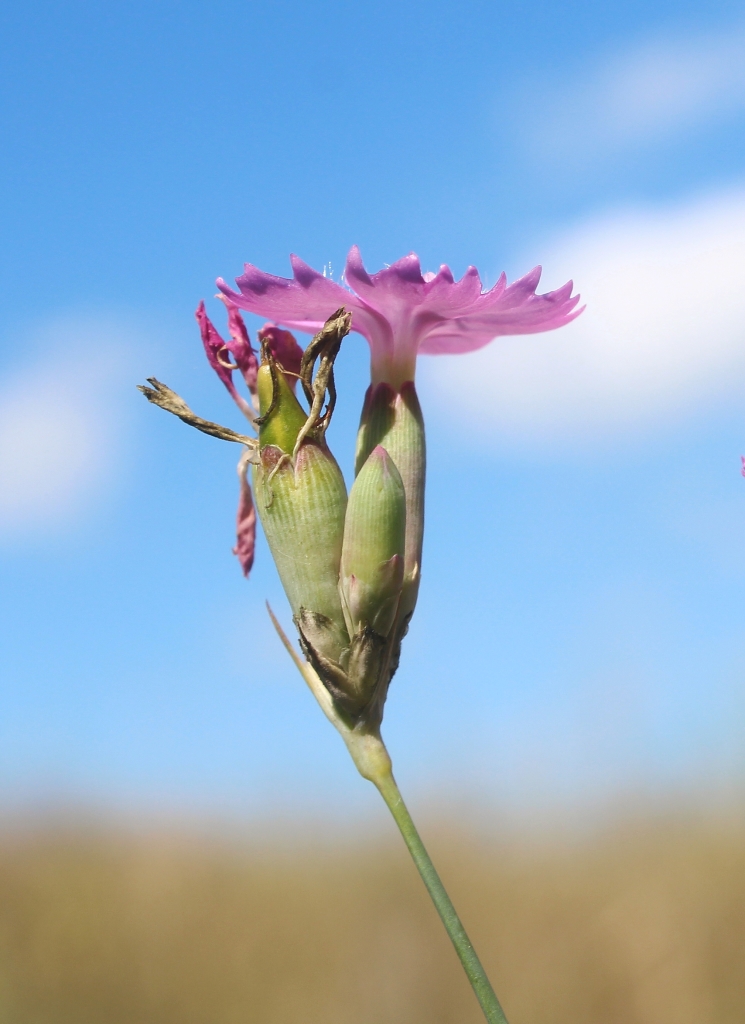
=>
[218,245,582,387]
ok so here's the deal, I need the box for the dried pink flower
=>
[196,298,258,421]
[194,301,304,580]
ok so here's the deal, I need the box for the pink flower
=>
[218,245,582,388]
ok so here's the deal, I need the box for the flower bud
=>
[348,382,426,712]
[340,446,406,640]
[324,445,407,723]
[355,381,425,628]
[255,361,307,453]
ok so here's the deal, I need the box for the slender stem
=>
[373,767,509,1024]
[266,608,508,1022]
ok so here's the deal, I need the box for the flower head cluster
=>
[144,247,581,727]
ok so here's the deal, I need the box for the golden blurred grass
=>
[0,809,743,1024]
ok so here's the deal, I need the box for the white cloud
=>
[529,24,745,161]
[0,316,139,538]
[422,187,745,445]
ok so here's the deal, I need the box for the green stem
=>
[373,765,509,1024]
[266,607,508,1023]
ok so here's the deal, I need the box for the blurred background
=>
[1,0,744,1020]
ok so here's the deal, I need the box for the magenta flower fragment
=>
[233,452,257,577]
[196,298,259,422]
[219,245,582,387]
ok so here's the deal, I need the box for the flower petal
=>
[222,298,259,404]
[219,256,347,332]
[345,245,486,321]
[217,248,582,382]
[344,246,575,381]
[233,452,257,578]
[257,324,303,389]
[418,270,583,355]
[218,254,392,356]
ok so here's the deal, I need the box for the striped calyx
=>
[252,312,351,695]
[340,445,406,640]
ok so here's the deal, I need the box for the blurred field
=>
[0,808,743,1024]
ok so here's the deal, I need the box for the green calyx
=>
[254,441,349,659]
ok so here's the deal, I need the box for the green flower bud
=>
[340,445,406,639]
[256,362,307,454]
[355,381,425,628]
[315,445,406,724]
[348,382,426,714]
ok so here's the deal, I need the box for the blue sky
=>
[1,0,744,821]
